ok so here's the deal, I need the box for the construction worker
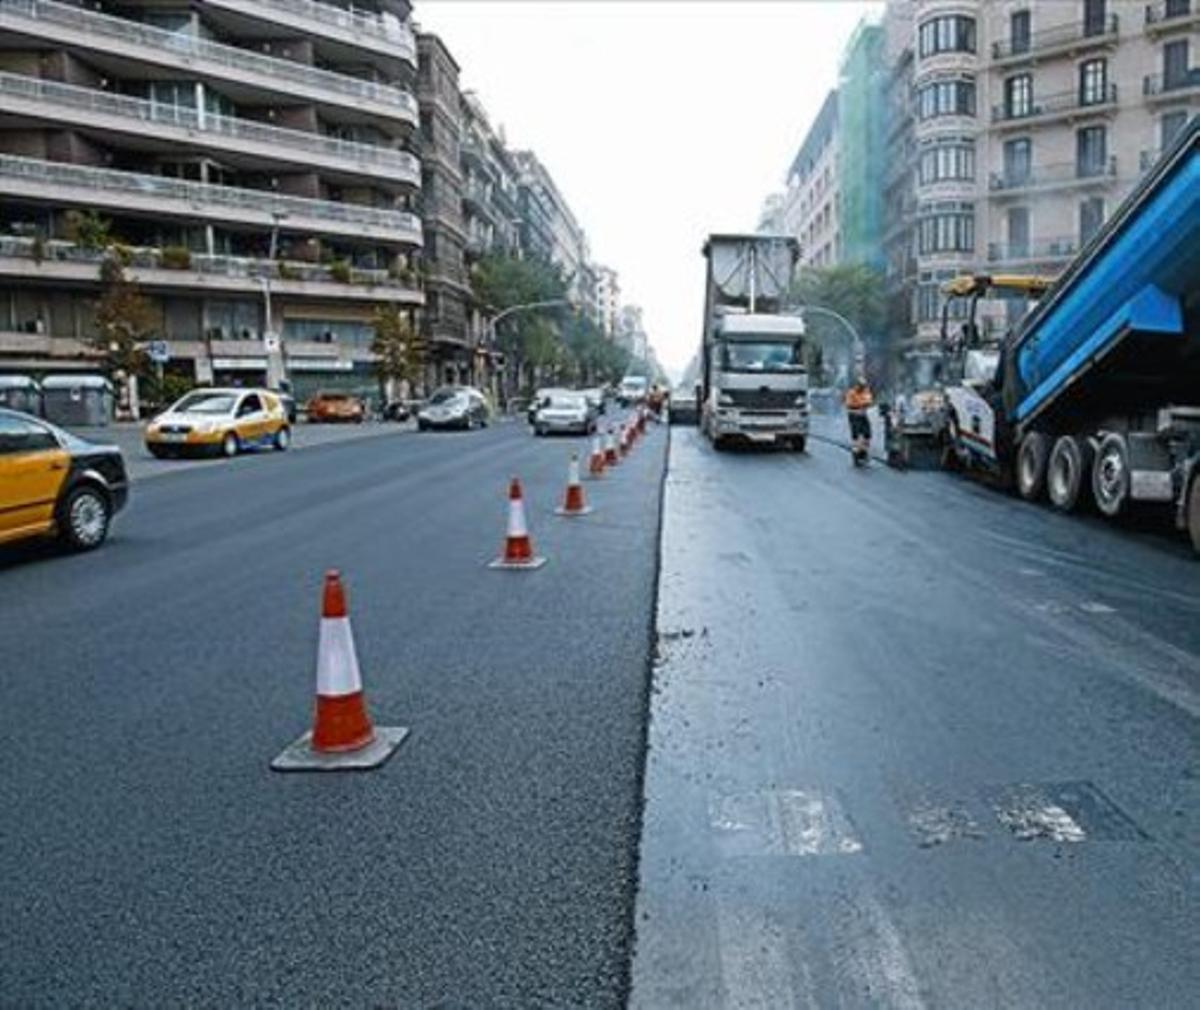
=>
[844,376,874,461]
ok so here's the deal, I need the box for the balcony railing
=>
[0,155,422,240]
[0,0,417,117]
[989,157,1118,191]
[0,73,420,182]
[211,0,416,60]
[1145,1,1195,27]
[992,15,1119,60]
[988,236,1079,263]
[0,235,420,291]
[1143,70,1200,96]
[992,84,1118,124]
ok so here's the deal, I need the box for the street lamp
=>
[797,304,865,377]
[263,210,289,389]
[486,298,573,407]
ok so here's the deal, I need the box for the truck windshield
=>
[719,341,805,373]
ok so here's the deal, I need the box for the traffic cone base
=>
[271,725,409,772]
[489,554,547,569]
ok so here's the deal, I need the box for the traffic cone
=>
[638,407,648,434]
[588,435,605,478]
[271,571,409,772]
[489,477,546,569]
[619,425,630,457]
[605,428,619,466]
[556,453,593,516]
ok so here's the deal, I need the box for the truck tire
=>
[1047,435,1093,512]
[1016,432,1050,501]
[791,436,807,453]
[1092,432,1130,518]
[1186,472,1200,556]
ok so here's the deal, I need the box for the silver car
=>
[534,393,595,436]
[417,386,490,431]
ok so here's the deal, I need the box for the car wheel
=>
[417,420,428,432]
[221,432,240,458]
[274,426,291,452]
[792,436,807,453]
[1092,432,1130,518]
[1016,431,1050,501]
[148,445,167,459]
[59,484,111,551]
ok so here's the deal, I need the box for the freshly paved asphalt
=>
[1,414,665,1008]
[632,428,1200,1009]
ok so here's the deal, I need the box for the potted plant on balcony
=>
[160,245,192,270]
[329,259,353,284]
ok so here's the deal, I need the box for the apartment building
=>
[416,30,471,386]
[889,0,1199,348]
[0,0,424,398]
[512,150,591,303]
[839,20,887,268]
[593,264,620,340]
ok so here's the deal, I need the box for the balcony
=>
[989,157,1118,195]
[1145,1,1199,35]
[0,0,417,124]
[0,74,420,187]
[987,236,1079,265]
[991,15,1119,65]
[205,0,416,66]
[991,84,1118,129]
[462,179,496,221]
[1143,70,1200,101]
[0,236,425,303]
[0,155,423,247]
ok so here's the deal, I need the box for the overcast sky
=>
[417,0,881,379]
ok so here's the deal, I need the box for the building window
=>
[1003,138,1032,185]
[1010,10,1031,55]
[1076,125,1108,176]
[1007,207,1030,259]
[1083,0,1108,36]
[917,202,975,254]
[1079,58,1107,105]
[1165,0,1191,16]
[1080,197,1105,244]
[918,15,976,58]
[1163,39,1191,89]
[1005,74,1033,118]
[918,140,975,184]
[917,78,976,120]
[1161,109,1189,148]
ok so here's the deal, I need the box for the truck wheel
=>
[1092,432,1130,518]
[1016,432,1050,501]
[1188,474,1200,556]
[791,436,807,453]
[1047,435,1092,512]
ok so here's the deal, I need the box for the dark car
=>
[0,407,129,551]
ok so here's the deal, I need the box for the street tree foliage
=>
[471,253,632,389]
[370,304,425,391]
[791,263,888,383]
[90,251,155,377]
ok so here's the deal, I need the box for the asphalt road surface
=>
[1,416,665,1008]
[631,429,1200,1008]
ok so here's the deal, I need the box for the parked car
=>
[669,387,698,425]
[527,387,570,424]
[144,388,291,458]
[0,407,128,551]
[382,399,411,422]
[417,386,490,431]
[306,391,366,423]
[534,392,595,436]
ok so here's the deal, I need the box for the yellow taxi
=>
[0,407,129,551]
[144,388,291,458]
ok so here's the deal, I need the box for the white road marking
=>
[710,789,863,857]
[715,899,813,1010]
[833,892,929,1010]
[994,786,1088,843]
[906,802,983,848]
[1078,601,1116,614]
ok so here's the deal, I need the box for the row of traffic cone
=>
[271,407,655,772]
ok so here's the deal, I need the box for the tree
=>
[90,252,156,417]
[370,304,425,398]
[791,263,888,384]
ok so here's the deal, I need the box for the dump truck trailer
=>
[939,115,1200,552]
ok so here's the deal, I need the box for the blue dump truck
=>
[937,116,1200,553]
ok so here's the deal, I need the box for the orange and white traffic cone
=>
[638,407,648,434]
[489,477,546,569]
[588,435,605,478]
[619,425,630,457]
[271,570,408,772]
[556,453,593,517]
[605,428,619,466]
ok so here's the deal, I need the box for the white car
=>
[617,376,648,406]
[534,393,595,436]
